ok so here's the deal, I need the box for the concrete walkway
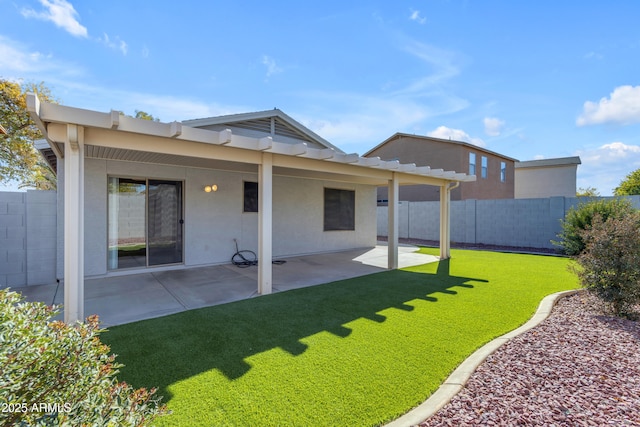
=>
[14,244,437,326]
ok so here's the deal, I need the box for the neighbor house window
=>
[324,188,355,231]
[500,162,506,182]
[469,153,476,175]
[481,156,488,178]
[243,181,258,212]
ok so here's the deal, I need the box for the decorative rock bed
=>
[422,292,640,426]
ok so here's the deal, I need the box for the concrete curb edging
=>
[385,289,579,427]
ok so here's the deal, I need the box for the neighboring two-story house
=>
[364,133,580,203]
[364,133,517,203]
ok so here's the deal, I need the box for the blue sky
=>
[2,1,640,195]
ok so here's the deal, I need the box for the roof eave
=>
[26,93,474,185]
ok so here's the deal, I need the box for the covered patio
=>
[27,94,474,324]
[17,244,437,326]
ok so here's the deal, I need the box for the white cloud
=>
[576,85,640,126]
[54,82,247,122]
[395,40,460,95]
[99,33,128,55]
[583,51,603,60]
[483,117,505,136]
[427,126,486,147]
[575,141,640,195]
[409,9,426,24]
[0,35,82,77]
[21,0,88,38]
[262,55,283,80]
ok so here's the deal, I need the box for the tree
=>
[576,186,600,197]
[134,110,160,121]
[554,198,636,255]
[0,78,57,190]
[614,168,640,196]
[572,212,640,318]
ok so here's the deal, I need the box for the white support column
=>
[439,183,451,259]
[258,152,273,294]
[387,173,399,269]
[64,124,84,323]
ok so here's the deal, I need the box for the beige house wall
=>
[515,164,578,198]
[514,157,580,199]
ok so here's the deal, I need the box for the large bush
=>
[0,288,168,426]
[572,212,640,318]
[555,198,636,255]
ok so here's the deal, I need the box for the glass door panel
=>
[108,178,147,269]
[147,180,183,266]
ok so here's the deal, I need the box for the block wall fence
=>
[0,190,57,287]
[3,191,640,287]
[377,196,640,250]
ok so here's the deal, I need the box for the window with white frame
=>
[481,156,488,178]
[500,162,506,182]
[469,153,476,175]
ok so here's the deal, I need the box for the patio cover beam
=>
[387,173,399,269]
[64,124,85,323]
[439,182,459,259]
[258,153,273,294]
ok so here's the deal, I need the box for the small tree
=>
[554,198,636,255]
[576,186,600,197]
[572,212,640,318]
[0,78,57,190]
[614,168,640,196]
[0,288,168,426]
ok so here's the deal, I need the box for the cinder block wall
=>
[0,191,57,287]
[377,196,640,250]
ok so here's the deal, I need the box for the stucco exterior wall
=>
[57,159,376,277]
[515,165,578,198]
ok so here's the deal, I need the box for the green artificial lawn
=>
[101,248,578,426]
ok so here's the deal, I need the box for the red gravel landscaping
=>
[422,292,640,426]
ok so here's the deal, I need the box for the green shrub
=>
[572,212,640,318]
[0,288,168,426]
[555,198,636,255]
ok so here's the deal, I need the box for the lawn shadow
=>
[101,257,487,402]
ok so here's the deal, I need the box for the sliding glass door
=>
[108,177,183,270]
[148,180,183,266]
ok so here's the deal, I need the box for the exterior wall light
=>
[204,184,218,193]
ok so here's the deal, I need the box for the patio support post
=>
[258,152,273,294]
[387,172,399,269]
[439,182,451,259]
[64,124,85,323]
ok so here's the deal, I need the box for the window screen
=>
[324,188,355,231]
[243,181,258,212]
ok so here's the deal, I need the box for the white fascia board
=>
[257,137,273,151]
[359,156,380,166]
[398,163,417,173]
[29,94,475,184]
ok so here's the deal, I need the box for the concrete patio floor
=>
[13,244,438,326]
